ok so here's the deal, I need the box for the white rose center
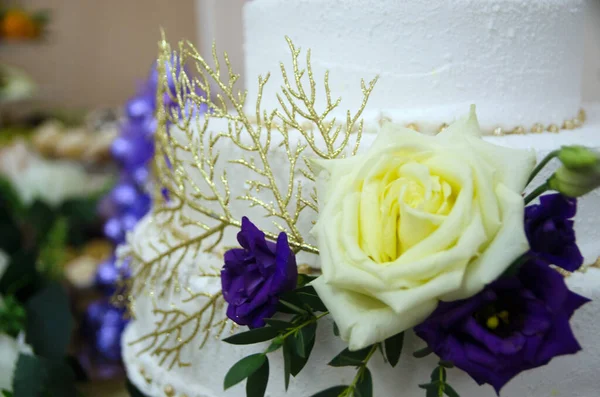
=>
[358,155,457,264]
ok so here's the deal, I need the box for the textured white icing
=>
[244,0,586,131]
[123,103,600,397]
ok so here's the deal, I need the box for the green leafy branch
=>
[418,361,460,397]
[222,281,329,397]
[312,330,405,397]
[412,345,460,397]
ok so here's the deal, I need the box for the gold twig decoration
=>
[125,31,377,367]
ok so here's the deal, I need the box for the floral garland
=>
[129,36,600,397]
[219,119,599,396]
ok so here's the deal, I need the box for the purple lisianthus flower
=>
[525,193,583,271]
[414,258,589,394]
[221,217,297,328]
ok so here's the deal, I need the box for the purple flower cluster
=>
[221,217,298,328]
[415,193,589,394]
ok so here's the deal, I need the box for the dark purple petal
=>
[525,194,583,271]
[221,218,297,328]
[539,193,577,219]
[535,314,582,365]
[247,298,279,329]
[562,290,591,318]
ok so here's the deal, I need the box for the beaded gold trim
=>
[249,109,587,137]
[399,109,587,136]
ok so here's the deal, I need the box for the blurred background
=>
[0,0,598,396]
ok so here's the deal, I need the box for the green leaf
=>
[224,354,266,390]
[333,322,340,337]
[295,322,317,358]
[283,338,293,390]
[0,295,26,337]
[377,343,388,364]
[296,292,328,312]
[0,250,40,301]
[290,323,317,376]
[0,180,22,255]
[384,331,404,368]
[297,273,316,287]
[278,299,308,315]
[355,368,373,397]
[418,381,441,397]
[25,283,73,359]
[443,384,460,397]
[501,253,529,278]
[126,378,147,397]
[26,200,56,243]
[0,176,24,216]
[310,386,349,397]
[246,356,269,397]
[264,318,292,331]
[36,217,69,280]
[40,358,78,396]
[328,346,371,367]
[1,390,14,397]
[59,189,111,247]
[223,327,280,345]
[12,354,77,397]
[12,355,45,397]
[413,346,433,358]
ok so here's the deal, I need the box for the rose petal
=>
[312,276,436,350]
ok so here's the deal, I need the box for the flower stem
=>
[527,150,559,186]
[281,311,329,340]
[345,344,378,395]
[524,181,551,205]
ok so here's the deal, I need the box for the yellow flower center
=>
[357,154,456,264]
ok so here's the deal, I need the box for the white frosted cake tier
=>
[123,104,600,397]
[244,0,586,132]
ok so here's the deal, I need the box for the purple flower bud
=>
[132,167,150,186]
[104,217,124,243]
[95,259,119,289]
[121,213,139,233]
[125,95,155,121]
[95,324,124,361]
[110,136,133,163]
[111,183,138,209]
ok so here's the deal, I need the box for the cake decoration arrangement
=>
[122,1,600,396]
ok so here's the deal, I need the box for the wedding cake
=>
[122,1,600,396]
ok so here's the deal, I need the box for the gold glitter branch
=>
[149,33,376,261]
[130,290,234,370]
[126,32,376,365]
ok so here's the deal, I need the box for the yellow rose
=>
[311,107,536,350]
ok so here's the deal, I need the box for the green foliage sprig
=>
[222,276,329,397]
